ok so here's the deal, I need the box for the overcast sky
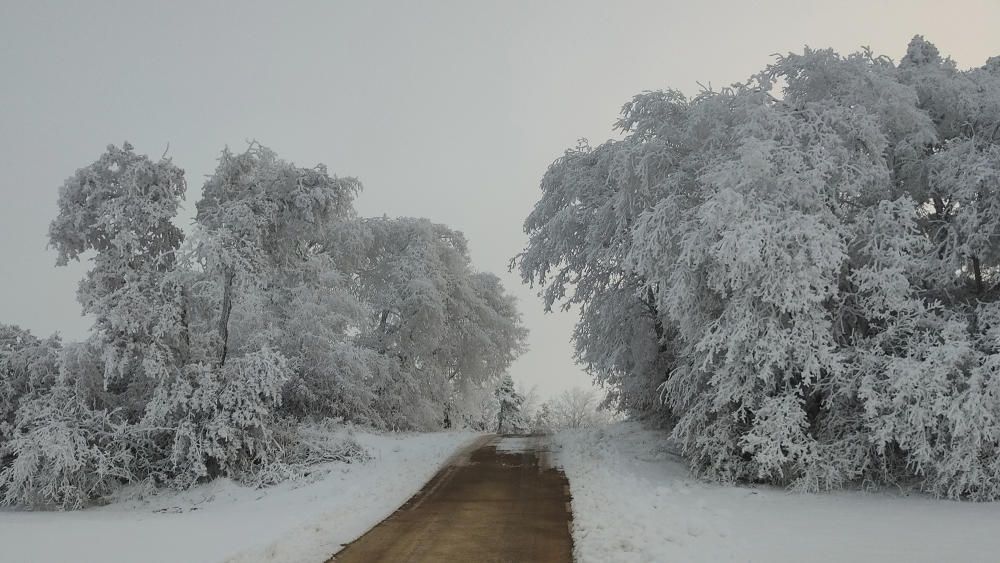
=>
[1,0,998,398]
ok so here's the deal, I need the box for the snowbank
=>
[555,422,1000,563]
[0,429,478,563]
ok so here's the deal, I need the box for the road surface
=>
[329,435,574,562]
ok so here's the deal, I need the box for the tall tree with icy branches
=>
[0,144,190,507]
[515,138,675,418]
[518,36,1000,499]
[48,143,187,408]
[194,143,362,368]
[495,374,525,434]
[345,217,527,429]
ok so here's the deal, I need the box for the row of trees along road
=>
[517,36,1000,500]
[0,143,526,507]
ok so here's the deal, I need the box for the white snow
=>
[0,429,478,563]
[495,436,536,453]
[555,422,1000,563]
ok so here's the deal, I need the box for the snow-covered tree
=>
[0,326,60,437]
[530,401,553,433]
[515,137,676,420]
[48,143,187,415]
[194,143,361,368]
[2,144,193,505]
[0,384,135,509]
[544,387,612,431]
[495,374,526,434]
[3,140,527,507]
[347,217,527,429]
[520,37,1000,499]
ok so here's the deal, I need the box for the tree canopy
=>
[517,36,1000,499]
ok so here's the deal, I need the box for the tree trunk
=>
[645,286,671,356]
[179,283,191,363]
[972,255,984,295]
[218,266,236,367]
[377,309,390,354]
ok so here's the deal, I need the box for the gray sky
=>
[1,0,998,398]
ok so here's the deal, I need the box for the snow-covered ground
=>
[0,429,478,563]
[556,422,1000,563]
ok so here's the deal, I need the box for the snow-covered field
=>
[556,422,1000,563]
[0,430,478,563]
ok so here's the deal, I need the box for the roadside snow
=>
[0,429,478,563]
[555,422,1000,563]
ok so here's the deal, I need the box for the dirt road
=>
[329,435,574,562]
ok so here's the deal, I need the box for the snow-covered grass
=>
[0,429,478,563]
[556,422,1000,563]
